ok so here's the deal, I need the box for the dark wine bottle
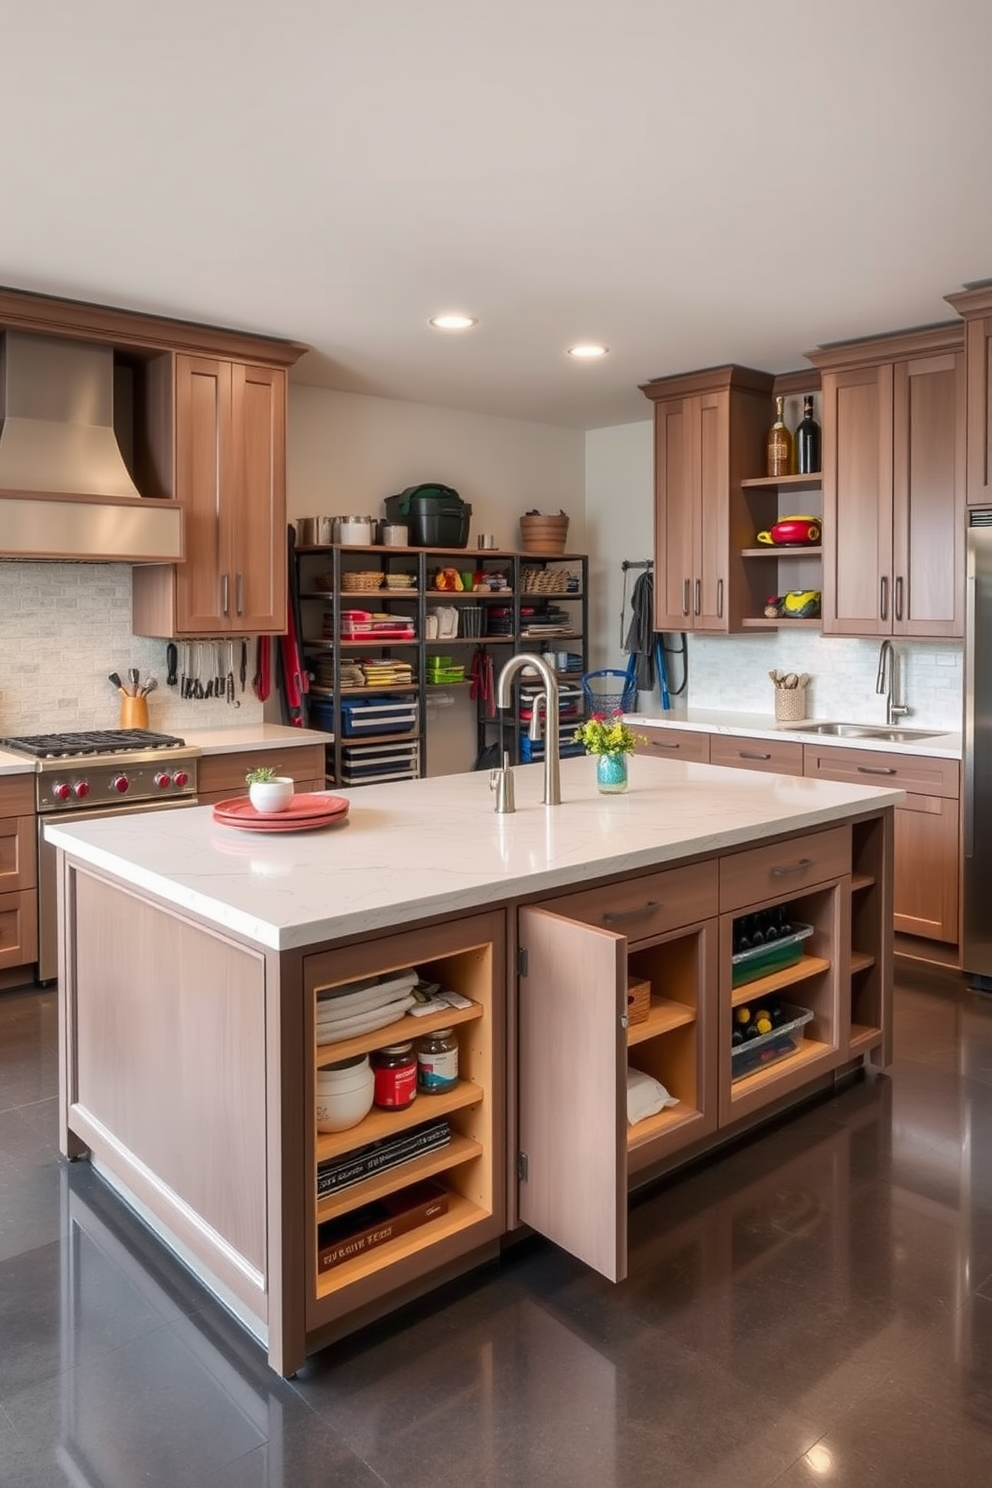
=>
[795,395,821,475]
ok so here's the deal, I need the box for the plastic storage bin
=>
[384,493,472,548]
[731,922,814,988]
[335,741,420,785]
[338,697,418,737]
[731,1003,815,1081]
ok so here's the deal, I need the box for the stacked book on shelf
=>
[317,1117,452,1198]
[332,610,416,641]
[317,1180,449,1273]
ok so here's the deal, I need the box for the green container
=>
[731,923,814,988]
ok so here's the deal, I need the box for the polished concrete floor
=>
[2,965,992,1486]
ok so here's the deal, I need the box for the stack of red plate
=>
[212,794,350,833]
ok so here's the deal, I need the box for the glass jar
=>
[596,753,628,793]
[371,1042,418,1109]
[416,1027,459,1094]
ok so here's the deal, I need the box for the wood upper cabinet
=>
[811,326,965,639]
[946,282,992,506]
[133,356,287,636]
[641,367,772,633]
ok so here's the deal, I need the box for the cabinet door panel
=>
[175,356,232,633]
[653,398,694,630]
[964,313,992,506]
[231,364,287,633]
[893,794,959,942]
[822,365,893,636]
[517,907,627,1282]
[892,352,965,637]
[696,391,729,631]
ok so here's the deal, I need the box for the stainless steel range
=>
[0,728,200,983]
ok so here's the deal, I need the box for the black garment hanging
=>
[624,570,656,690]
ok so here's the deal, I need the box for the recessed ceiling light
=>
[567,343,609,359]
[429,313,478,331]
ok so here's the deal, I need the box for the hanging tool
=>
[239,639,248,695]
[654,637,671,710]
[166,643,178,687]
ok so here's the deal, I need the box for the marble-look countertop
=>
[46,754,903,952]
[0,723,327,777]
[624,707,962,760]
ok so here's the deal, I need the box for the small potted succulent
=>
[245,765,295,813]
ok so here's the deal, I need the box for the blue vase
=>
[596,753,628,794]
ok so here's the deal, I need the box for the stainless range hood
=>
[0,330,183,562]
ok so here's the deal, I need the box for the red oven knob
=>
[155,772,172,789]
[73,781,90,800]
[53,781,71,802]
[112,774,130,794]
[173,770,190,788]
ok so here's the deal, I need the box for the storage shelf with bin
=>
[847,815,890,1062]
[737,473,824,630]
[304,912,504,1313]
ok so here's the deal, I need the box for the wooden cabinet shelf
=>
[627,997,696,1045]
[729,1038,834,1101]
[316,1133,484,1223]
[849,1024,883,1053]
[730,954,831,1008]
[315,1001,483,1069]
[740,617,821,630]
[316,1080,485,1163]
[851,950,876,975]
[851,872,875,893]
[628,1102,702,1152]
[741,545,822,559]
[740,473,823,490]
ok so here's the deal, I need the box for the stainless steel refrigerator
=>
[965,510,992,987]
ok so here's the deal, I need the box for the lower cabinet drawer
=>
[197,745,326,797]
[0,889,38,970]
[803,745,959,799]
[0,815,37,893]
[719,825,851,912]
[539,859,718,945]
[709,736,804,776]
[634,727,710,764]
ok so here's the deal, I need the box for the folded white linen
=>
[316,970,418,1018]
[316,995,417,1044]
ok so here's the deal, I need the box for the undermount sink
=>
[792,722,943,742]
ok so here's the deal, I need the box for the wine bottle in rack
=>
[795,395,821,475]
[765,396,793,478]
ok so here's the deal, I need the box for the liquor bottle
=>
[795,394,821,474]
[766,396,793,477]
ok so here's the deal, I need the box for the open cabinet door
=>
[517,906,627,1281]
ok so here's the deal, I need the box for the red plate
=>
[212,794,350,830]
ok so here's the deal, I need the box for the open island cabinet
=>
[301,911,505,1349]
[514,813,892,1286]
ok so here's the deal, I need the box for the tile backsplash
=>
[687,633,963,730]
[0,563,264,736]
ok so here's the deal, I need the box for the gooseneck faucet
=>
[875,639,911,726]
[495,653,562,805]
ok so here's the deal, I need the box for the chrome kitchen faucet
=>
[495,653,562,805]
[875,639,911,726]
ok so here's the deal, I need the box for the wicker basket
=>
[774,687,808,722]
[520,566,571,594]
[383,573,417,589]
[520,513,569,555]
[626,976,651,1026]
[340,571,384,592]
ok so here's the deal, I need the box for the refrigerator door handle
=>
[965,566,976,860]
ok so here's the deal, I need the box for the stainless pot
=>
[379,522,409,547]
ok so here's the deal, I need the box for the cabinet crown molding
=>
[806,321,962,371]
[946,281,992,319]
[0,284,308,368]
[639,363,774,403]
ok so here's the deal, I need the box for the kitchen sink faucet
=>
[875,639,911,726]
[496,653,562,805]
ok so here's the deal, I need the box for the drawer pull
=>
[650,739,682,751]
[602,900,661,925]
[738,750,771,761]
[857,764,897,776]
[770,857,814,878]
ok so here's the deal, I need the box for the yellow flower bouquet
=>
[573,710,644,756]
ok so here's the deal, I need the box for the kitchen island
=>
[48,754,902,1374]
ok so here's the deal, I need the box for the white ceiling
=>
[5,1,992,429]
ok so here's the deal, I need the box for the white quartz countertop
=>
[46,754,903,952]
[624,707,962,760]
[0,748,33,776]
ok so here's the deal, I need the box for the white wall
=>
[583,418,964,730]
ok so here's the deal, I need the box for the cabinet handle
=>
[694,578,701,616]
[221,573,230,616]
[738,750,771,761]
[894,575,904,622]
[650,739,682,750]
[770,856,814,878]
[236,572,244,616]
[716,578,724,619]
[602,900,661,925]
[857,764,897,776]
[879,575,888,621]
[682,579,690,617]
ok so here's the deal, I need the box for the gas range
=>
[1,729,200,810]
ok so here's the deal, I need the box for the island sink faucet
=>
[875,639,911,726]
[495,653,562,805]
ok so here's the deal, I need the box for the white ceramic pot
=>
[316,1054,374,1132]
[248,777,295,813]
